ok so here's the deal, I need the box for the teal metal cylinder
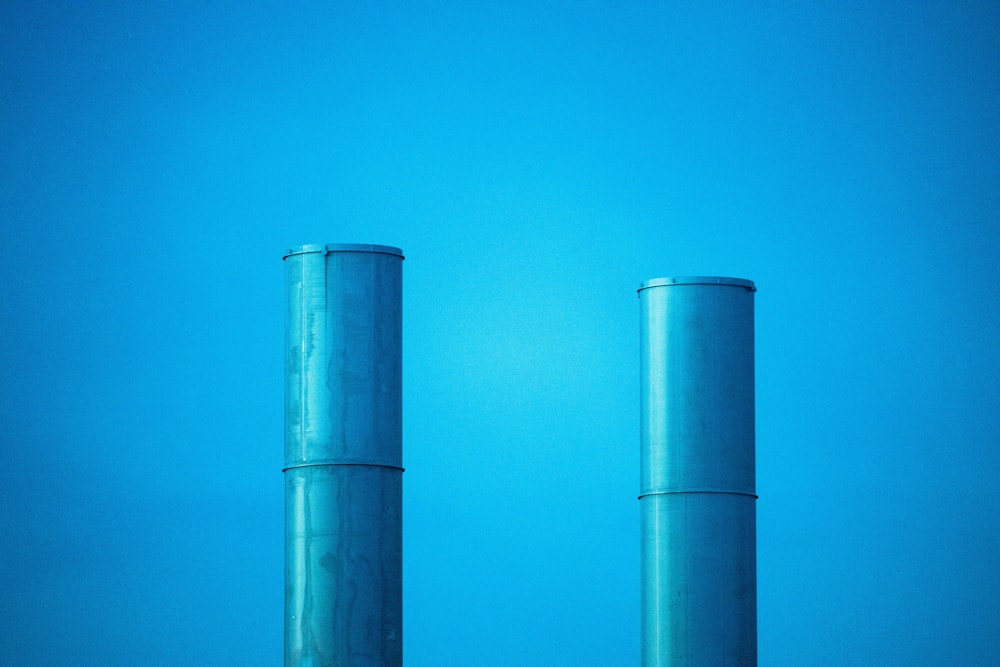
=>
[638,276,756,667]
[284,244,403,667]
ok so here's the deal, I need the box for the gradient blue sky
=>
[2,2,998,665]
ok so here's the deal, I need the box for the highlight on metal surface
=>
[638,276,757,666]
[283,243,404,667]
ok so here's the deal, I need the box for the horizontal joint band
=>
[282,462,405,473]
[637,490,758,500]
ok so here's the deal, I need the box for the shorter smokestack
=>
[638,276,757,666]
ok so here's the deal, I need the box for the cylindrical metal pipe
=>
[639,276,756,667]
[283,243,404,667]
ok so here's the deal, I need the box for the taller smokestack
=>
[283,244,404,667]
[638,276,756,666]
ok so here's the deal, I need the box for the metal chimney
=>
[638,276,757,666]
[283,244,404,667]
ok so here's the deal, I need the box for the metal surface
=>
[639,276,756,666]
[284,244,403,667]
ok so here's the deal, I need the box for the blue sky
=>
[2,2,998,665]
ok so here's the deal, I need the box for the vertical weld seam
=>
[300,256,307,462]
[370,254,378,449]
[368,255,385,451]
[302,474,314,655]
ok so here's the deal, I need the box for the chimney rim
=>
[283,243,404,260]
[638,276,755,293]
